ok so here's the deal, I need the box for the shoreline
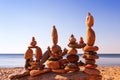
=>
[0,66,120,80]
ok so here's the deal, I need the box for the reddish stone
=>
[35,47,42,61]
[65,66,79,72]
[67,48,78,55]
[30,37,37,47]
[85,53,99,59]
[52,69,66,73]
[85,59,95,64]
[85,64,97,69]
[78,61,85,66]
[83,45,99,52]
[46,61,60,69]
[84,68,100,75]
[82,54,87,59]
[30,68,51,77]
[58,59,68,65]
[67,54,79,63]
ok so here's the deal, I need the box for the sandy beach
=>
[0,66,120,80]
[97,66,120,80]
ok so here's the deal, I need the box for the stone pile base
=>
[10,71,102,80]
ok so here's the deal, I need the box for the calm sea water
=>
[0,53,120,67]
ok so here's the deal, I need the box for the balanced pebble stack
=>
[9,12,102,80]
[65,34,80,72]
[46,26,68,73]
[82,12,102,80]
[24,37,42,70]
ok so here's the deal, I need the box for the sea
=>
[0,53,120,68]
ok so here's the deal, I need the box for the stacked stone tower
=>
[82,13,102,79]
[65,34,79,72]
[24,37,42,70]
[24,37,51,77]
[46,25,68,73]
[9,12,102,80]
[64,34,86,72]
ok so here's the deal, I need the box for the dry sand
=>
[97,66,120,80]
[0,66,120,80]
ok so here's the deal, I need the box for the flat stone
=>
[83,53,99,59]
[68,43,86,48]
[83,45,99,52]
[52,69,66,73]
[65,63,79,72]
[10,70,102,80]
[84,68,100,75]
[65,66,79,72]
[85,64,97,69]
[9,70,30,80]
[30,68,51,77]
[40,49,51,65]
[48,56,62,61]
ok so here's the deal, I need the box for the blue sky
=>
[0,0,120,53]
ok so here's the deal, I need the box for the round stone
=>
[85,59,95,64]
[51,45,62,53]
[46,61,60,69]
[67,54,79,63]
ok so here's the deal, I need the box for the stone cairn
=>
[82,12,101,79]
[46,25,68,73]
[24,37,51,77]
[65,34,86,72]
[24,37,42,70]
[9,12,102,80]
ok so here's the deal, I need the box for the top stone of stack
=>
[86,12,94,27]
[30,37,37,47]
[52,25,58,45]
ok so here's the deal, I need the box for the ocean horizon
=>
[0,53,120,68]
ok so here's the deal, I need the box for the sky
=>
[0,0,120,54]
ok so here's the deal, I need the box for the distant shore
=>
[0,66,120,80]
[1,54,120,67]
